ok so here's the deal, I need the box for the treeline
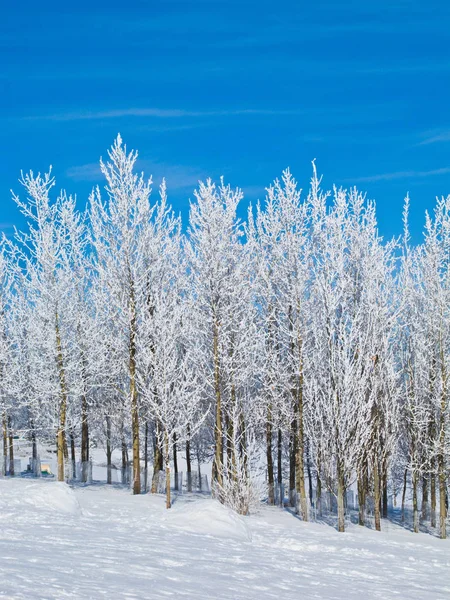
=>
[0,136,448,536]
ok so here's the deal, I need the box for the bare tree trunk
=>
[63,433,69,461]
[81,393,89,483]
[30,418,37,461]
[337,459,345,533]
[438,336,447,539]
[239,411,248,477]
[295,402,308,520]
[197,446,202,491]
[412,470,419,533]
[129,278,141,495]
[373,456,381,531]
[277,428,282,484]
[55,314,68,482]
[293,328,308,521]
[431,465,436,528]
[70,429,76,480]
[106,415,112,485]
[213,319,223,489]
[358,467,366,526]
[30,418,38,476]
[289,420,296,507]
[173,433,178,492]
[221,429,225,481]
[316,470,322,517]
[306,443,313,509]
[266,405,274,505]
[143,421,148,493]
[164,431,171,509]
[382,460,388,519]
[3,412,8,475]
[186,424,192,492]
[130,366,140,494]
[421,476,428,521]
[401,468,407,523]
[226,411,236,483]
[225,407,232,483]
[8,416,14,476]
[151,421,163,493]
[121,426,128,485]
[438,452,447,539]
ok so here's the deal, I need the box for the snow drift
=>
[164,497,252,541]
[0,479,81,517]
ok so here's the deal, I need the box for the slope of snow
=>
[0,479,448,599]
[0,479,81,518]
[163,495,251,541]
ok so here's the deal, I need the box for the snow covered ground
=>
[0,479,449,599]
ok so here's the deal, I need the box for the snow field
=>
[0,479,449,599]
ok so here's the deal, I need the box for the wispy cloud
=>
[66,158,271,195]
[344,167,450,183]
[417,130,450,146]
[66,163,102,182]
[28,107,305,122]
[23,103,399,130]
[66,159,207,192]
[41,108,199,121]
[355,62,450,75]
[145,162,206,192]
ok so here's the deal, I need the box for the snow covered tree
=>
[306,180,397,532]
[399,196,450,538]
[90,136,154,494]
[12,171,82,481]
[0,240,19,475]
[187,178,246,493]
[250,168,311,517]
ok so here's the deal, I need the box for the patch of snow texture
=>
[0,480,449,599]
[0,479,81,518]
[164,497,251,541]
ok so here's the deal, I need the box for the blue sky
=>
[1,0,450,242]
